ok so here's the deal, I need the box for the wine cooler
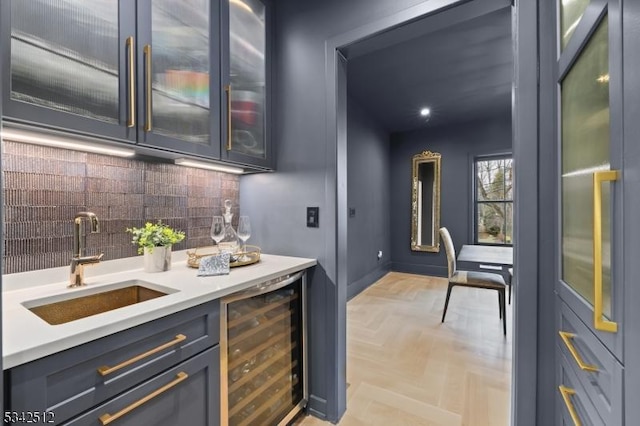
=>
[220,271,307,425]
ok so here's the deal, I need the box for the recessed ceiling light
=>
[420,108,431,117]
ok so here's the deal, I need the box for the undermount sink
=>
[23,280,178,325]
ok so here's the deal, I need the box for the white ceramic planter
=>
[143,246,172,273]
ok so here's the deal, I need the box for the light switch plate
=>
[307,207,319,228]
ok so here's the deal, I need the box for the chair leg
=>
[442,282,454,323]
[500,288,507,336]
[508,283,512,304]
[498,291,503,319]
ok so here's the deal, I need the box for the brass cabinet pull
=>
[558,331,598,372]
[225,84,232,151]
[593,170,619,333]
[97,334,186,376]
[99,372,188,425]
[126,36,136,128]
[144,44,152,132]
[558,385,582,426]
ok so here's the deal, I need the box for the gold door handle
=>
[225,84,232,151]
[558,385,581,426]
[144,44,152,132]
[558,331,598,372]
[99,372,188,425]
[126,36,135,128]
[97,334,186,376]
[593,170,619,333]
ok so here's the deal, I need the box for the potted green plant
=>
[126,221,185,272]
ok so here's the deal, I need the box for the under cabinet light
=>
[2,128,136,157]
[174,158,244,174]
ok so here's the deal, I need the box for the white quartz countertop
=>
[2,251,316,369]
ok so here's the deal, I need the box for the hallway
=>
[298,272,512,425]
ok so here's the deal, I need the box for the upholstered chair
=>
[439,227,507,335]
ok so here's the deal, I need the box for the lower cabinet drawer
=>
[557,347,605,426]
[10,300,219,425]
[556,300,623,425]
[63,346,220,426]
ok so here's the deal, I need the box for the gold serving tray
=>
[187,245,261,269]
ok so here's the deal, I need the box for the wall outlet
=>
[377,250,383,260]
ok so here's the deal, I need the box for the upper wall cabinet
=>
[220,0,272,169]
[2,0,272,169]
[136,0,221,158]
[1,0,138,142]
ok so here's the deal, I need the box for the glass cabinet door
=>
[557,0,622,354]
[560,0,591,50]
[2,0,136,141]
[222,0,271,168]
[136,0,220,158]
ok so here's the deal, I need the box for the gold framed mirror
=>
[411,150,441,252]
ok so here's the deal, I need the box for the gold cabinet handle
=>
[593,170,619,333]
[126,36,136,128]
[97,334,186,376]
[558,331,598,372]
[99,372,188,425]
[225,84,232,151]
[558,385,582,426]
[144,44,152,132]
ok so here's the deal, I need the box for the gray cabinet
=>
[553,0,629,424]
[1,0,273,169]
[0,0,137,142]
[7,300,219,425]
[65,347,219,426]
[135,0,221,159]
[220,0,273,169]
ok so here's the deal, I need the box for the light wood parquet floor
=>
[296,272,512,426]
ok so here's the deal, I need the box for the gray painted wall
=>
[239,1,452,421]
[346,95,391,300]
[389,115,512,276]
[239,0,541,422]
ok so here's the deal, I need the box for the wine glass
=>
[211,216,225,252]
[237,216,251,254]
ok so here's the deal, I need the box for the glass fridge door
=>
[221,272,306,426]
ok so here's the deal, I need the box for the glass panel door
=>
[227,0,267,159]
[149,0,211,144]
[10,0,120,123]
[561,17,611,317]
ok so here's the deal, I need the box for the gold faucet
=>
[70,212,104,287]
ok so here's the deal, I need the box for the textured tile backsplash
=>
[2,141,240,274]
